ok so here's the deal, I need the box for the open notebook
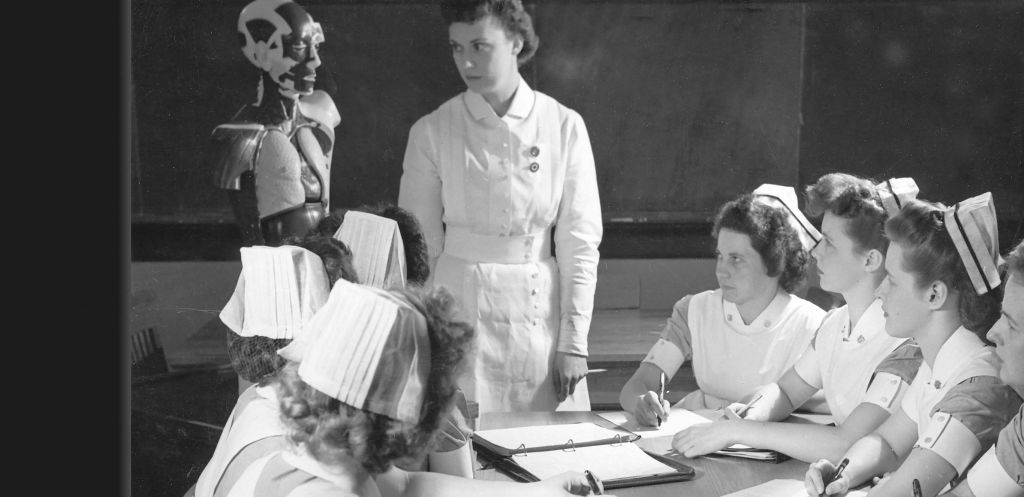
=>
[472,421,694,489]
[598,408,788,462]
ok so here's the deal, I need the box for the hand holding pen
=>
[723,393,764,420]
[635,373,670,427]
[804,457,850,496]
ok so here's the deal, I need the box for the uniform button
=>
[764,320,772,327]
[532,273,538,279]
[891,378,898,384]
[503,143,508,148]
[530,146,540,157]
[727,314,733,322]
[857,335,865,344]
[529,162,540,173]
[923,437,932,444]
[934,380,942,389]
[532,320,538,326]
[531,289,538,295]
[936,414,946,422]
[881,397,888,403]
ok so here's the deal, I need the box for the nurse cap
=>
[278,279,430,423]
[876,177,920,216]
[944,192,1003,295]
[752,183,822,252]
[332,211,408,289]
[219,245,331,339]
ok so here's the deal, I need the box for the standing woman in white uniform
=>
[398,0,602,413]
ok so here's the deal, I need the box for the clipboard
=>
[473,419,694,489]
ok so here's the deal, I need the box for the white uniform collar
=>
[282,448,380,497]
[721,289,792,335]
[463,76,535,122]
[928,326,988,390]
[847,298,887,344]
[254,383,277,402]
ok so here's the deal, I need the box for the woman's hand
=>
[671,419,738,457]
[553,352,588,402]
[804,458,850,496]
[630,391,671,427]
[532,471,616,496]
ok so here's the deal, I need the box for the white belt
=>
[443,226,552,264]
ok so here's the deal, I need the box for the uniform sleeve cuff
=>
[918,412,983,475]
[642,339,685,379]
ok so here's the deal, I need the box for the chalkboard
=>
[535,2,804,222]
[131,1,1022,241]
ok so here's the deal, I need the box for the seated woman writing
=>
[619,184,827,424]
[804,193,1021,497]
[942,239,1024,497]
[671,174,925,463]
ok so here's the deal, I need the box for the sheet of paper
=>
[513,442,679,481]
[598,408,712,438]
[474,422,629,452]
[721,479,868,497]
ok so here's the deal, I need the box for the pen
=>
[912,479,922,497]
[735,393,764,418]
[821,458,850,496]
[657,372,666,427]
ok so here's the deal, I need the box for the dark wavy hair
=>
[884,199,1002,339]
[272,285,475,474]
[316,204,431,286]
[226,233,359,384]
[712,193,811,293]
[440,0,539,66]
[804,173,888,254]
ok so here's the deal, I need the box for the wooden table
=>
[474,411,810,497]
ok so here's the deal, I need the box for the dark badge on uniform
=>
[529,162,540,173]
[529,145,540,157]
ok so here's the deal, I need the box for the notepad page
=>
[598,409,768,452]
[513,443,678,481]
[474,423,629,451]
[720,479,868,497]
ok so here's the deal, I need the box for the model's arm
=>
[551,111,603,401]
[397,118,444,276]
[375,467,600,497]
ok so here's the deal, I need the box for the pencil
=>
[735,393,764,418]
[657,372,666,427]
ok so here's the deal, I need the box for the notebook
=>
[472,420,694,489]
[597,408,788,463]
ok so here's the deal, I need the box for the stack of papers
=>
[721,479,869,497]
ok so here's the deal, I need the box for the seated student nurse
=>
[619,184,827,425]
[942,239,1024,497]
[805,193,1022,497]
[672,174,924,463]
[258,281,607,497]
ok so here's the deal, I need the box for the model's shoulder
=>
[298,90,341,129]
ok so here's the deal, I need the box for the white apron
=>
[399,78,602,413]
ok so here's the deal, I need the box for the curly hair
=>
[272,285,475,474]
[884,199,1002,339]
[712,193,811,293]
[316,205,431,286]
[440,0,540,66]
[226,233,359,384]
[804,173,888,254]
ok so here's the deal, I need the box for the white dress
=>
[398,76,602,413]
[642,289,826,410]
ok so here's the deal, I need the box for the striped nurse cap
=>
[332,211,408,289]
[219,245,331,339]
[277,279,430,423]
[944,192,1002,295]
[875,177,920,216]
[752,183,822,252]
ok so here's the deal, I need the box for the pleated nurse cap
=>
[752,183,822,252]
[332,211,408,289]
[219,245,331,339]
[876,177,920,216]
[278,279,430,423]
[943,192,1003,295]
